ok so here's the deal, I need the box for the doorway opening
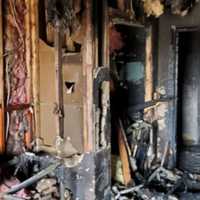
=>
[109,24,147,185]
[176,28,200,173]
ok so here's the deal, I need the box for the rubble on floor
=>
[0,153,72,200]
[0,177,29,199]
[112,119,200,200]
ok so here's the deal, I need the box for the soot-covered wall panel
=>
[157,4,200,167]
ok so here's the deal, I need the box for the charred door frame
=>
[171,25,200,167]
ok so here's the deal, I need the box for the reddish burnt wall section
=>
[4,0,31,154]
[5,0,28,105]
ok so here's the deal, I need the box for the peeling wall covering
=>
[4,0,31,154]
[5,0,28,104]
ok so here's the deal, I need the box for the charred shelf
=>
[111,17,144,28]
[109,8,144,28]
[63,52,81,57]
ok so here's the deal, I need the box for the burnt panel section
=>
[95,148,111,200]
[39,41,84,152]
[157,3,200,168]
[39,40,57,146]
[58,149,111,200]
[63,53,84,153]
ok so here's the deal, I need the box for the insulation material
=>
[0,177,29,199]
[4,0,31,154]
[5,0,28,105]
[6,110,29,155]
[142,0,164,17]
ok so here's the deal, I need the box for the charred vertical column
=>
[82,0,94,152]
[0,0,5,153]
[54,20,64,138]
[31,0,40,142]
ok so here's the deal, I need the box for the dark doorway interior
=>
[177,29,200,173]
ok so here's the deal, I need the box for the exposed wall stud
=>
[31,0,40,139]
[0,0,5,153]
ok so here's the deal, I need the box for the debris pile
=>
[111,118,200,199]
[0,153,73,200]
[0,177,29,199]
[31,178,59,200]
[0,177,63,200]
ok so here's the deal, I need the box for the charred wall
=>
[157,3,200,168]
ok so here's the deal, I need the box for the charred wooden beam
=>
[145,27,153,103]
[24,1,33,149]
[24,110,32,149]
[82,0,94,152]
[31,0,40,139]
[0,0,3,106]
[117,121,132,186]
[0,106,4,153]
[102,0,109,67]
[109,8,143,28]
[54,20,64,138]
[144,26,154,123]
[25,0,32,103]
[0,0,5,154]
